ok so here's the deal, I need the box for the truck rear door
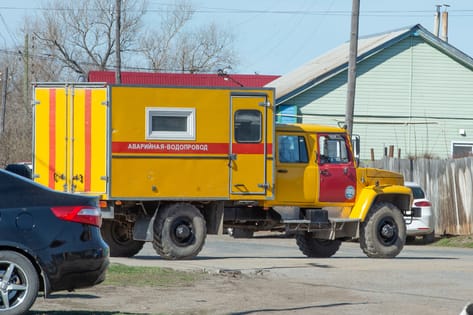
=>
[229,92,273,199]
[33,84,107,195]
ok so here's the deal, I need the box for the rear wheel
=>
[0,251,39,315]
[423,231,435,244]
[153,203,207,260]
[360,202,406,258]
[101,219,145,257]
[296,233,342,258]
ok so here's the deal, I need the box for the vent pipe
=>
[441,5,449,42]
[433,5,441,37]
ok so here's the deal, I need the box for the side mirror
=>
[352,134,360,165]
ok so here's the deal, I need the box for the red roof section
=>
[88,71,279,88]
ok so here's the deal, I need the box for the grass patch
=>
[432,235,473,248]
[103,263,209,287]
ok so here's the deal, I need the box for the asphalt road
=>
[111,234,473,315]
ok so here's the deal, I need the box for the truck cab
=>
[273,124,357,207]
[225,123,413,259]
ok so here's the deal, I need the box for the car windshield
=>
[408,186,425,199]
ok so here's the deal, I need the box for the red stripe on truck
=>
[48,89,56,189]
[112,142,272,155]
[84,90,92,191]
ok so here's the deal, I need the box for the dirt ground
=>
[30,272,340,315]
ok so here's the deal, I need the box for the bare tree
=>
[27,0,237,79]
[30,0,146,80]
[141,1,237,73]
[173,23,236,73]
[0,53,32,166]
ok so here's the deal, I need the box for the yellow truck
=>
[32,83,413,260]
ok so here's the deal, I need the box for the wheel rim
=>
[170,216,195,247]
[377,217,398,246]
[111,222,133,245]
[0,261,29,311]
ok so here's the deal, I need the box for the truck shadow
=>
[231,302,370,315]
[28,312,141,315]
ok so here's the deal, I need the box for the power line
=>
[2,5,473,16]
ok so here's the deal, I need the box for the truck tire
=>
[101,219,145,257]
[296,233,342,258]
[153,203,206,260]
[360,202,406,258]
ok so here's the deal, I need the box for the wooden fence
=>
[366,157,473,235]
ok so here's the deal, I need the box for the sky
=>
[1,0,472,75]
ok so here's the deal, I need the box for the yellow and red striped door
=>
[33,84,107,195]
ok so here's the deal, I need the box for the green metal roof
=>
[266,24,473,104]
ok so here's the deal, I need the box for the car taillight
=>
[51,206,102,227]
[414,201,432,207]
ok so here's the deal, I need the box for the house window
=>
[146,107,195,140]
[234,110,261,143]
[452,142,473,158]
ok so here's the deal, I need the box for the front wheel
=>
[153,203,207,260]
[0,251,39,315]
[101,220,145,257]
[296,233,342,258]
[360,202,406,258]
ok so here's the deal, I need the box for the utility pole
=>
[1,67,8,133]
[115,0,122,84]
[24,34,29,109]
[345,0,360,137]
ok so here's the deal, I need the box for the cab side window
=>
[278,135,308,163]
[318,134,350,164]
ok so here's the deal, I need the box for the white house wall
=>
[288,36,473,160]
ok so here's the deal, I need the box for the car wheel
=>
[153,203,206,260]
[423,231,435,244]
[101,219,145,257]
[296,233,342,258]
[360,202,406,258]
[0,251,39,315]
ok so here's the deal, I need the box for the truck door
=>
[275,133,316,203]
[230,93,272,199]
[317,134,357,203]
[33,85,107,194]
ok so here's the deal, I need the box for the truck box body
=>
[33,84,274,201]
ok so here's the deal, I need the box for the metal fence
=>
[366,157,473,235]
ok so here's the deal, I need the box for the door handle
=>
[320,169,329,176]
[228,153,237,167]
[277,169,288,173]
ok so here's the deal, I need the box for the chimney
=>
[433,5,441,37]
[441,4,450,42]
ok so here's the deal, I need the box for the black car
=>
[0,168,109,314]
